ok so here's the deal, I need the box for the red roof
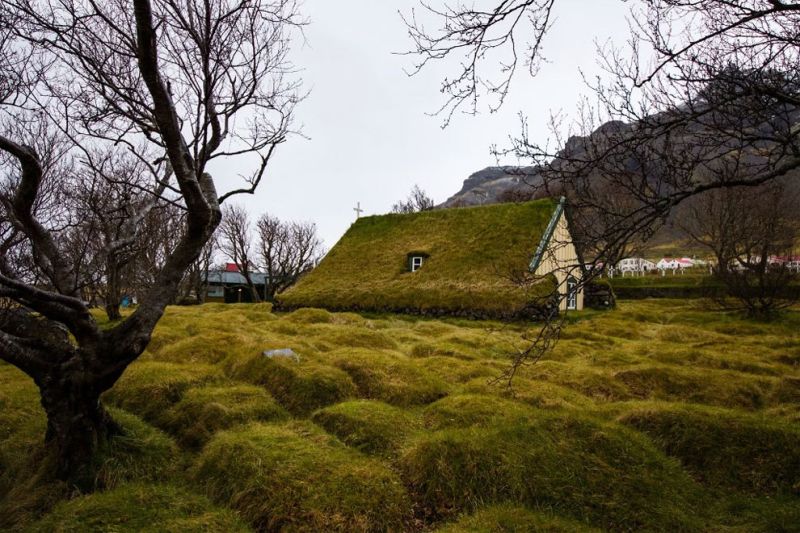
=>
[225,262,240,272]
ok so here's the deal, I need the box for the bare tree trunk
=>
[39,376,119,486]
[104,257,122,321]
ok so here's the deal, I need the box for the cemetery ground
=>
[1,299,799,532]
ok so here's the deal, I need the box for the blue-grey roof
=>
[205,270,269,285]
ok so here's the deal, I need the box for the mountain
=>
[440,166,542,207]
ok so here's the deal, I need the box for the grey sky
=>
[233,0,632,248]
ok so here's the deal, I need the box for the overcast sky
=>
[232,0,632,248]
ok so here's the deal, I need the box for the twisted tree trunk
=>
[38,365,121,486]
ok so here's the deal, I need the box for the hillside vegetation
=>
[1,300,799,531]
[278,200,557,318]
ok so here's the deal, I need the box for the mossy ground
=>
[0,299,798,531]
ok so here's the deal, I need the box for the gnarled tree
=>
[0,0,301,484]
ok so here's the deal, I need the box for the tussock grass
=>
[91,408,183,489]
[458,378,596,411]
[0,402,182,529]
[104,362,223,421]
[332,349,449,406]
[3,298,799,531]
[400,410,705,530]
[613,365,777,409]
[434,504,600,533]
[227,354,357,415]
[618,402,800,494]
[193,421,411,531]
[311,400,420,455]
[421,394,533,429]
[28,483,251,532]
[283,307,336,324]
[160,384,289,448]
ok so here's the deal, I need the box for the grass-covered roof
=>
[278,199,559,317]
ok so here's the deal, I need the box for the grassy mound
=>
[618,403,800,494]
[333,350,449,406]
[28,484,250,532]
[521,361,632,401]
[284,307,336,324]
[311,400,420,455]
[400,410,703,530]
[160,384,289,448]
[278,200,558,317]
[0,404,181,530]
[193,421,411,531]
[459,378,595,411]
[91,408,182,489]
[613,365,776,409]
[104,362,223,421]
[422,394,533,430]
[434,504,600,532]
[228,355,357,415]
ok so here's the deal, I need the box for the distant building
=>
[616,257,656,276]
[657,257,694,273]
[279,198,584,318]
[205,263,269,303]
[768,255,800,272]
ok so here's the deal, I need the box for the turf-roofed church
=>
[278,198,584,318]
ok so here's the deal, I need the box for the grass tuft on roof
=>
[278,200,559,318]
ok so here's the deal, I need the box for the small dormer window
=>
[410,255,424,272]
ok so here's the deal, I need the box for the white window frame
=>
[410,256,424,272]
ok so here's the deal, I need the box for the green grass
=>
[28,484,251,532]
[617,402,800,494]
[400,410,706,530]
[278,200,558,317]
[1,298,799,531]
[433,504,601,532]
[193,421,411,531]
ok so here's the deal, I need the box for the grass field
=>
[1,300,799,531]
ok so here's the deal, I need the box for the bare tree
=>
[256,214,323,300]
[404,1,800,379]
[220,204,262,302]
[391,184,435,213]
[180,232,217,304]
[681,181,800,318]
[0,0,302,484]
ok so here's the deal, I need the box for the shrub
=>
[333,350,449,406]
[434,504,600,532]
[400,411,704,530]
[160,384,289,448]
[28,484,250,532]
[228,355,357,416]
[618,403,800,494]
[312,400,420,456]
[103,362,223,421]
[193,421,411,531]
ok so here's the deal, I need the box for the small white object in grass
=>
[262,348,299,362]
